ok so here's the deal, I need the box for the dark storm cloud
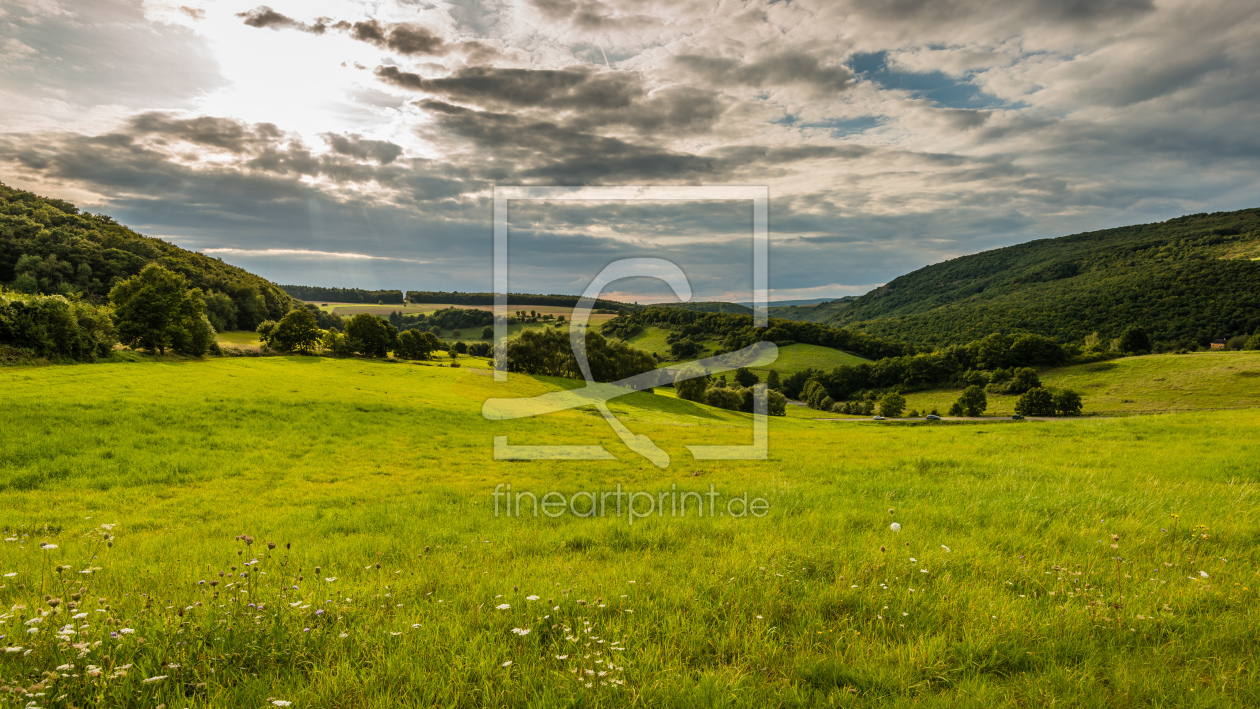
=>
[236,7,489,58]
[673,52,855,95]
[323,134,404,165]
[377,66,640,109]
[378,66,727,135]
[850,0,1155,24]
[127,112,284,153]
[417,100,720,183]
[347,20,446,55]
[236,6,329,34]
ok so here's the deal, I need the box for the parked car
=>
[872,415,886,421]
[1011,414,1025,420]
[926,414,941,420]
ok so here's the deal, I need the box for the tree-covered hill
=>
[767,296,857,323]
[0,181,291,331]
[811,209,1260,348]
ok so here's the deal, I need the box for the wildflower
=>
[941,545,950,552]
[41,543,59,550]
[412,624,421,629]
[496,604,511,610]
[889,523,901,532]
[273,702,292,707]
[556,654,568,660]
[142,675,167,684]
[526,595,540,601]
[502,660,513,667]
[2,572,15,578]
[325,577,337,583]
[120,628,135,634]
[1200,571,1210,579]
[339,632,349,638]
[511,628,531,636]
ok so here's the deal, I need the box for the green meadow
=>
[1,358,1259,707]
[893,352,1260,417]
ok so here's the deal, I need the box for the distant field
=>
[622,325,690,358]
[215,330,260,348]
[898,351,1260,416]
[2,357,1259,706]
[752,342,869,376]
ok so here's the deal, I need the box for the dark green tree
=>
[765,369,782,391]
[733,367,759,388]
[1118,326,1152,353]
[878,391,906,417]
[345,313,396,358]
[954,385,988,416]
[1005,367,1041,395]
[109,264,212,355]
[1015,387,1056,416]
[269,308,322,354]
[1053,389,1083,416]
[482,325,494,339]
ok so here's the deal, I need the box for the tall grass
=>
[1,358,1257,706]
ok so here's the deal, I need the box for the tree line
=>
[278,285,405,304]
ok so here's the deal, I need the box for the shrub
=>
[704,386,743,411]
[878,391,906,417]
[675,371,710,402]
[1054,389,1083,416]
[1118,326,1152,353]
[482,325,494,339]
[1005,367,1041,395]
[734,367,759,387]
[0,288,116,361]
[766,370,781,391]
[766,389,787,416]
[1015,387,1056,416]
[1246,333,1260,351]
[954,385,987,416]
[396,329,440,360]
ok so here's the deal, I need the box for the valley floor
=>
[0,357,1257,707]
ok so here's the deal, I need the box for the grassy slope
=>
[787,351,1260,419]
[893,351,1260,416]
[752,343,869,377]
[1,358,1259,706]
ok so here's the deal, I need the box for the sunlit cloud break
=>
[201,248,426,264]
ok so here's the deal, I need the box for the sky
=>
[1,0,1258,302]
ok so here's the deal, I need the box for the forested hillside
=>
[810,209,1260,348]
[0,182,291,331]
[767,297,856,323]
